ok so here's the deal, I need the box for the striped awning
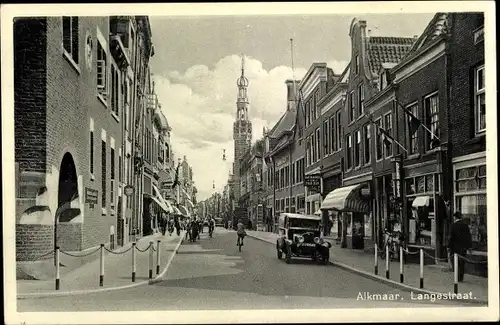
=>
[151,184,173,213]
[171,206,182,215]
[412,196,432,208]
[150,196,169,214]
[177,205,190,216]
[320,184,371,213]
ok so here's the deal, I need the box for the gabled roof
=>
[405,13,450,57]
[269,109,296,139]
[367,36,417,75]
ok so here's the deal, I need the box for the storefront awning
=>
[150,196,169,214]
[151,184,172,213]
[177,205,190,216]
[320,184,371,213]
[412,196,432,208]
[171,206,182,215]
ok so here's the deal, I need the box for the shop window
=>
[456,166,486,191]
[456,194,487,251]
[416,176,425,193]
[409,200,434,246]
[425,175,434,192]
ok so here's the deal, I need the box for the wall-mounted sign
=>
[85,188,98,209]
[304,174,321,188]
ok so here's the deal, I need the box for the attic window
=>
[379,72,388,91]
[474,26,484,44]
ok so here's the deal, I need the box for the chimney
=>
[285,79,299,111]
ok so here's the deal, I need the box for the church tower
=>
[232,54,252,203]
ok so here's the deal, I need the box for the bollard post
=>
[99,244,104,287]
[55,246,60,290]
[156,240,161,275]
[385,244,390,279]
[399,246,404,283]
[149,241,153,279]
[374,244,378,275]
[110,226,115,251]
[419,248,424,289]
[453,253,458,294]
[131,243,136,282]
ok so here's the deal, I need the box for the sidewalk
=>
[246,230,489,303]
[17,231,184,297]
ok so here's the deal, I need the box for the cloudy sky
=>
[149,13,434,201]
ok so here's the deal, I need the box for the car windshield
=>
[289,218,319,229]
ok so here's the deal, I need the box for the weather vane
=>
[213,180,215,189]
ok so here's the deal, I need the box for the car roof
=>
[280,213,322,221]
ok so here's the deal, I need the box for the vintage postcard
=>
[2,1,498,324]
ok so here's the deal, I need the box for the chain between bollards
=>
[131,243,136,282]
[156,240,161,275]
[99,244,104,287]
[55,246,60,290]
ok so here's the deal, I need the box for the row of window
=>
[305,110,344,167]
[275,196,306,214]
[304,89,323,127]
[89,129,123,211]
[271,158,305,190]
[348,83,365,123]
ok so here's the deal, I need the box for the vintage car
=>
[276,213,331,264]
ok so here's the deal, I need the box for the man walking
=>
[447,211,472,282]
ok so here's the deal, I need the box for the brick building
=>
[264,79,305,229]
[315,65,349,237]
[15,16,132,260]
[14,16,159,280]
[447,13,486,273]
[238,139,265,229]
[320,18,416,250]
[300,63,335,216]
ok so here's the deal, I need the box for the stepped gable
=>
[366,36,417,75]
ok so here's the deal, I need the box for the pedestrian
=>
[447,211,472,282]
[248,219,252,231]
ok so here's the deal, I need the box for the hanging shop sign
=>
[304,174,321,191]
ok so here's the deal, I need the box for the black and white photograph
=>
[2,2,498,324]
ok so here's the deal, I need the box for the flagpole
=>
[393,99,441,141]
[365,114,408,154]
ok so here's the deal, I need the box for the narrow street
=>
[18,228,476,311]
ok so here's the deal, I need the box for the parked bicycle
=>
[381,230,405,261]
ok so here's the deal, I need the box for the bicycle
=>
[237,234,245,252]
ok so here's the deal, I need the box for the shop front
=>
[452,152,487,276]
[321,170,342,238]
[320,182,372,250]
[404,170,448,262]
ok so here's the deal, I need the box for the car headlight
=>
[314,237,320,244]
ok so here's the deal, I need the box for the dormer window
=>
[379,71,388,91]
[355,55,360,75]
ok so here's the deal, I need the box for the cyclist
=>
[209,217,216,236]
[236,219,246,246]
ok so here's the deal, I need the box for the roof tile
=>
[367,36,416,74]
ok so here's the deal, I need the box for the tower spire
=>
[241,53,245,76]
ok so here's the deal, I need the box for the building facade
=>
[14,16,154,264]
[264,79,305,229]
[447,13,486,274]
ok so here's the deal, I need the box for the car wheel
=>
[285,245,292,264]
[322,252,330,265]
[277,242,283,259]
